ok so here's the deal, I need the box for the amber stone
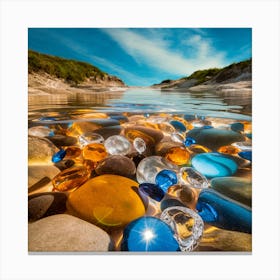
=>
[67,175,146,230]
[187,144,211,154]
[218,145,241,155]
[82,143,108,162]
[168,184,197,207]
[66,122,100,137]
[64,146,82,159]
[52,166,90,192]
[164,147,190,165]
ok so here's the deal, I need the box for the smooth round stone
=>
[230,122,244,133]
[121,216,180,251]
[231,141,252,151]
[104,135,131,156]
[28,136,59,165]
[187,144,211,154]
[164,146,190,165]
[47,135,77,147]
[64,146,82,159]
[184,114,196,121]
[93,125,122,140]
[155,141,183,156]
[66,121,100,137]
[82,143,108,162]
[28,192,67,222]
[238,151,252,161]
[95,155,136,178]
[52,149,66,163]
[78,132,105,147]
[155,169,178,193]
[160,198,186,211]
[28,126,53,137]
[186,128,246,150]
[52,166,91,192]
[217,145,241,155]
[210,177,252,207]
[136,156,179,184]
[171,132,185,143]
[184,137,196,147]
[160,206,204,251]
[67,175,146,230]
[28,214,112,252]
[54,159,75,171]
[179,167,209,189]
[133,137,146,154]
[167,185,196,207]
[191,153,238,178]
[139,182,165,202]
[170,120,186,132]
[124,126,164,145]
[157,122,176,135]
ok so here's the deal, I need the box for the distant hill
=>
[152,58,252,91]
[28,50,125,87]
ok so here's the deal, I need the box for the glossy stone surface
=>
[155,169,178,193]
[186,127,246,150]
[28,192,67,222]
[184,137,196,147]
[210,177,252,207]
[139,182,165,202]
[187,144,211,154]
[170,132,185,143]
[66,121,101,137]
[170,120,186,132]
[191,152,238,178]
[164,147,190,165]
[179,167,209,189]
[155,141,183,156]
[29,214,112,251]
[133,137,146,154]
[217,145,241,155]
[167,185,197,208]
[52,166,90,192]
[82,143,108,162]
[67,175,146,230]
[231,141,252,151]
[196,189,252,233]
[28,126,53,137]
[52,149,66,163]
[78,132,105,147]
[160,206,204,251]
[95,155,136,178]
[238,151,252,161]
[230,122,244,133]
[136,156,179,184]
[64,146,82,159]
[47,135,77,147]
[121,216,180,251]
[28,136,59,165]
[104,135,131,156]
[93,125,122,140]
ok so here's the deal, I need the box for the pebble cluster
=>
[28,113,252,252]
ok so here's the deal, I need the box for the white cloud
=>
[102,29,227,76]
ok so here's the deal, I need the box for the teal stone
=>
[186,128,246,150]
[210,177,252,207]
[191,153,238,178]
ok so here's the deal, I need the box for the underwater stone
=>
[121,216,180,252]
[164,146,190,165]
[93,125,122,140]
[67,175,146,230]
[64,146,82,159]
[139,182,165,202]
[78,132,105,147]
[170,132,185,143]
[104,135,131,156]
[82,143,108,162]
[47,135,77,147]
[52,149,66,163]
[28,126,54,137]
[179,167,209,189]
[187,144,211,154]
[184,137,196,147]
[170,120,186,132]
[155,169,178,193]
[217,145,241,155]
[133,137,146,154]
[191,152,238,178]
[238,151,252,161]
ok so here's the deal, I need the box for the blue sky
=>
[28,28,252,86]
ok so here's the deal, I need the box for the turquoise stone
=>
[170,120,186,132]
[186,127,246,150]
[121,216,180,251]
[210,177,252,207]
[191,152,238,178]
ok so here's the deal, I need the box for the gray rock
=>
[28,214,113,252]
[46,135,77,147]
[93,125,122,139]
[28,192,68,222]
[95,155,136,178]
[28,136,59,164]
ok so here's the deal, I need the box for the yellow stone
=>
[67,175,146,230]
[82,143,108,162]
[66,122,100,137]
[187,144,211,154]
[164,146,190,165]
[52,166,90,192]
[124,129,155,145]
[218,145,241,155]
[64,146,82,159]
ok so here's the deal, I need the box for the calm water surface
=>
[28,88,252,121]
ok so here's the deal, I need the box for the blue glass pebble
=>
[202,125,213,129]
[230,122,244,133]
[238,151,252,161]
[48,130,55,137]
[196,189,252,233]
[191,152,238,178]
[184,137,196,147]
[121,216,180,251]
[52,149,66,163]
[39,117,56,121]
[184,114,196,121]
[155,169,178,193]
[170,120,186,132]
[246,133,252,139]
[139,183,165,202]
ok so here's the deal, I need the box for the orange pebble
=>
[165,146,190,165]
[64,146,82,159]
[218,145,241,155]
[82,143,108,162]
[187,144,211,154]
